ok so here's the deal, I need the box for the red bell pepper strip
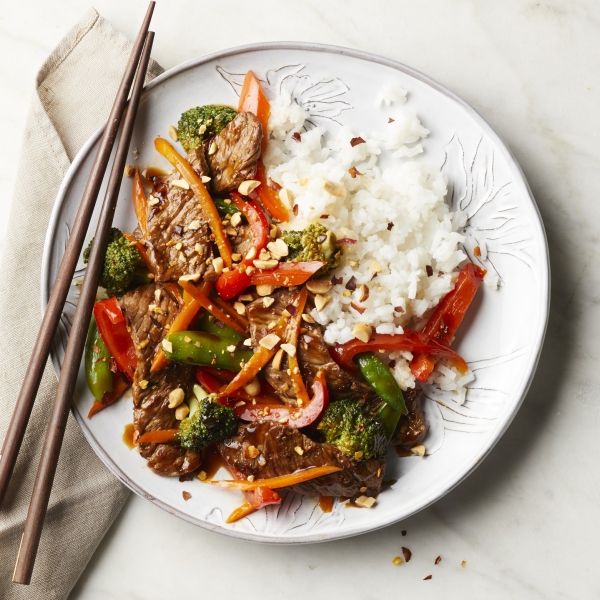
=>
[87,376,130,419]
[226,467,282,523]
[136,429,179,444]
[255,161,290,223]
[209,464,342,491]
[410,263,486,382]
[155,137,233,268]
[239,70,270,151]
[330,330,469,375]
[93,298,137,381]
[216,192,270,300]
[234,370,329,429]
[250,261,325,287]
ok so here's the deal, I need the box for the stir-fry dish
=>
[83,72,487,521]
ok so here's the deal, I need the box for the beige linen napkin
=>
[0,9,163,599]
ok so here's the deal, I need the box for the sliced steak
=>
[391,387,428,448]
[247,289,374,406]
[120,283,201,476]
[229,223,254,259]
[138,149,215,283]
[208,112,262,194]
[219,421,384,497]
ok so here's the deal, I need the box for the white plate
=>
[42,42,549,544]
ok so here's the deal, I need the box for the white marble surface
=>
[1,0,599,598]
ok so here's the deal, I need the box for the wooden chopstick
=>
[11,29,156,589]
[0,2,155,508]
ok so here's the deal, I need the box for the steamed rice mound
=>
[263,90,473,397]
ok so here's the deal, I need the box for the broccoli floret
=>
[177,105,237,153]
[83,228,143,298]
[282,224,341,277]
[317,399,387,460]
[177,395,237,452]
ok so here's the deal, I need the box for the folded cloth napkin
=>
[0,9,163,599]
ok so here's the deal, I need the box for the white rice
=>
[263,89,475,399]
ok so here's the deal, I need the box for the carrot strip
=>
[179,279,246,336]
[122,232,154,274]
[132,167,148,237]
[150,281,213,373]
[87,377,130,419]
[210,294,249,331]
[209,465,342,491]
[285,287,310,405]
[227,502,257,523]
[136,429,179,444]
[154,138,233,268]
[222,314,288,394]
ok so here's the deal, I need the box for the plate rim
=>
[41,41,550,544]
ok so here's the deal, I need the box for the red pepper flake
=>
[331,275,343,285]
[388,360,396,368]
[387,222,394,231]
[350,302,366,314]
[179,473,193,482]
[320,214,330,219]
[348,166,363,178]
[345,276,357,291]
[401,530,407,536]
[438,271,445,277]
[293,204,299,216]
[474,245,481,257]
[268,178,282,191]
[336,237,357,246]
[292,132,302,142]
[285,304,298,317]
[423,575,432,581]
[182,491,192,501]
[350,137,366,147]
[426,265,434,277]
[173,224,183,235]
[388,117,395,123]
[435,556,441,565]
[402,547,412,562]
[394,306,404,313]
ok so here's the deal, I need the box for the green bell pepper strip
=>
[356,352,407,415]
[163,331,253,371]
[85,317,114,401]
[213,197,246,222]
[197,312,245,342]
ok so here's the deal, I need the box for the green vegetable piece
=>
[317,399,387,460]
[177,395,237,451]
[376,403,402,442]
[197,312,245,342]
[83,228,146,297]
[177,105,237,153]
[282,223,341,277]
[213,197,246,222]
[163,331,252,371]
[85,316,114,401]
[356,352,407,415]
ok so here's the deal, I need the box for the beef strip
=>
[137,148,215,283]
[246,289,374,406]
[390,387,428,448]
[120,282,201,476]
[219,421,384,497]
[229,224,254,259]
[208,112,262,194]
